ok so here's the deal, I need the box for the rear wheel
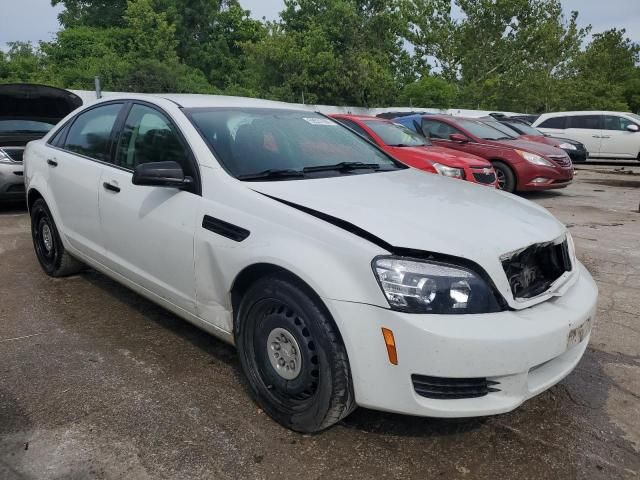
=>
[30,198,84,277]
[492,161,516,193]
[235,275,355,432]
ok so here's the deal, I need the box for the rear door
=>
[47,102,124,261]
[600,115,640,158]
[98,102,200,313]
[565,115,603,156]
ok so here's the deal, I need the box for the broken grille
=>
[502,239,572,299]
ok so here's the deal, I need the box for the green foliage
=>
[0,0,637,113]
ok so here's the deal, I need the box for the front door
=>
[99,103,200,313]
[600,115,640,158]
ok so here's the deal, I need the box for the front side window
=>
[568,115,602,130]
[364,121,427,147]
[187,108,402,179]
[422,120,459,140]
[115,104,191,173]
[603,115,637,131]
[64,103,122,162]
[539,117,567,129]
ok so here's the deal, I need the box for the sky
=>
[1,0,639,50]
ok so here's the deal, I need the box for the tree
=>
[51,0,129,28]
[398,75,457,108]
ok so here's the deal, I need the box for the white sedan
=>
[24,94,598,432]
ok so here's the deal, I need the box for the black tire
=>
[30,198,84,277]
[235,274,355,433]
[492,161,517,193]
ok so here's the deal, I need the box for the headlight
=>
[432,163,464,179]
[373,256,502,314]
[558,143,577,151]
[516,150,554,167]
[0,149,14,164]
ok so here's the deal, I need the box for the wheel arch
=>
[27,187,45,212]
[489,158,519,188]
[230,262,347,346]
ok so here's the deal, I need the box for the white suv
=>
[534,111,640,159]
[24,94,598,432]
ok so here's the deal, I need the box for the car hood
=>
[495,138,568,157]
[386,145,490,169]
[249,169,568,308]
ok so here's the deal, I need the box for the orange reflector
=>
[381,327,398,365]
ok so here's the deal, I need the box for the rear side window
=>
[538,117,567,129]
[114,104,192,174]
[603,115,637,131]
[568,115,602,130]
[64,104,122,162]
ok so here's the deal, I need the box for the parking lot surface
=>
[1,165,639,480]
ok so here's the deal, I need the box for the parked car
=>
[24,94,597,432]
[493,117,588,164]
[0,83,82,201]
[533,111,640,160]
[331,114,497,187]
[395,114,574,193]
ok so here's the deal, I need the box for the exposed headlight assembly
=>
[373,256,503,314]
[432,163,465,179]
[558,142,577,151]
[516,150,554,167]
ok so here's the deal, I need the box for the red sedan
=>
[394,114,573,193]
[331,114,497,187]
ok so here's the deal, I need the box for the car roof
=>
[93,93,307,111]
[538,111,635,118]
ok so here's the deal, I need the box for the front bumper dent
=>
[324,262,597,418]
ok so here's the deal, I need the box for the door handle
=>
[601,136,611,139]
[103,182,121,193]
[47,159,58,167]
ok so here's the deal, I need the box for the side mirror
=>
[627,124,639,133]
[132,161,193,188]
[449,133,470,143]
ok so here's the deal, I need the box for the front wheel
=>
[492,161,516,193]
[235,275,355,432]
[30,198,84,277]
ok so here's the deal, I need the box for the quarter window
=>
[568,115,602,130]
[603,115,637,131]
[64,103,122,161]
[115,104,191,173]
[538,117,567,129]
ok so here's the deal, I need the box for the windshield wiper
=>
[303,162,382,173]
[237,169,305,181]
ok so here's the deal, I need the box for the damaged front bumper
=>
[324,261,597,418]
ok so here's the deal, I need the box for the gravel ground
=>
[1,165,639,479]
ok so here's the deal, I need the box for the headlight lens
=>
[432,162,465,179]
[516,150,554,167]
[558,142,577,151]
[0,149,14,164]
[373,256,502,314]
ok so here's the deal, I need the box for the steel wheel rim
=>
[267,327,302,380]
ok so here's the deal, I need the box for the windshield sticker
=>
[303,117,337,126]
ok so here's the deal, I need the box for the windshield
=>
[504,121,542,136]
[187,108,403,179]
[457,119,515,140]
[481,120,520,138]
[363,120,427,147]
[628,113,640,123]
[0,119,56,133]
